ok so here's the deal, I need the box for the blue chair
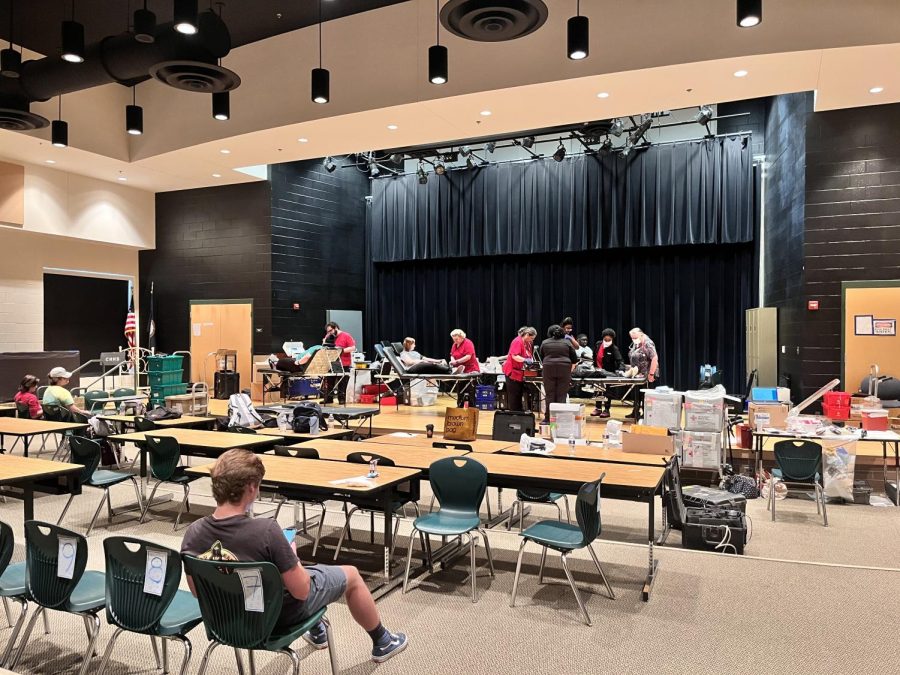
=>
[183,556,338,675]
[58,436,144,536]
[10,521,106,674]
[510,477,615,626]
[98,537,202,675]
[402,456,494,602]
[770,440,827,526]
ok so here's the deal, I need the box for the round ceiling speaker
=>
[149,60,240,93]
[440,0,549,42]
[0,96,49,130]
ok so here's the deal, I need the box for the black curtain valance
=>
[370,135,754,262]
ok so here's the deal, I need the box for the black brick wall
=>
[269,158,369,352]
[140,182,273,356]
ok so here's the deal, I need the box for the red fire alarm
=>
[808,300,819,311]
[291,302,300,311]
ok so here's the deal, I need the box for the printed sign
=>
[873,319,897,336]
[57,536,78,580]
[237,568,265,612]
[143,548,168,596]
[854,314,874,336]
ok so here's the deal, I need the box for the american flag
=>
[125,293,136,350]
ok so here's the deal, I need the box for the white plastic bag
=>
[519,433,555,454]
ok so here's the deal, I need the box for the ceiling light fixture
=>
[212,91,230,120]
[126,86,143,135]
[553,140,566,162]
[596,91,609,98]
[297,137,308,143]
[480,110,492,116]
[869,86,884,94]
[736,0,761,28]
[567,0,588,60]
[220,149,231,154]
[733,69,748,77]
[1,0,21,78]
[417,161,428,185]
[434,160,446,175]
[173,0,199,35]
[117,175,127,181]
[311,0,330,103]
[45,159,56,164]
[387,124,398,130]
[429,0,448,85]
[134,1,156,43]
[52,96,68,147]
[323,157,336,173]
[61,1,85,63]
[212,173,222,178]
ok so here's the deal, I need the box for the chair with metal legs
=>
[10,521,106,675]
[403,456,495,603]
[769,440,828,527]
[97,537,202,675]
[182,557,339,675]
[505,451,571,531]
[510,476,615,626]
[58,436,144,536]
[0,521,31,666]
[270,446,327,556]
[140,436,199,530]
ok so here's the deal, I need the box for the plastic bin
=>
[683,394,725,432]
[147,355,184,372]
[644,390,683,429]
[475,401,496,411]
[823,391,851,408]
[150,383,187,399]
[862,410,889,431]
[147,369,184,386]
[359,394,376,404]
[852,480,872,505]
[678,430,722,469]
[475,385,496,401]
[822,404,850,421]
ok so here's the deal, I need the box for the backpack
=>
[228,393,263,428]
[145,406,182,421]
[722,473,759,499]
[292,403,328,434]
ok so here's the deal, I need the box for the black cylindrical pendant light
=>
[567,14,588,59]
[134,2,156,43]
[429,0,447,84]
[0,48,20,78]
[61,19,85,63]
[126,87,143,135]
[311,0,329,103]
[736,0,762,27]
[212,91,230,120]
[174,0,199,35]
[52,119,69,147]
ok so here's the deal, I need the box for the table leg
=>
[642,492,658,602]
[382,493,392,581]
[23,436,29,458]
[23,483,34,521]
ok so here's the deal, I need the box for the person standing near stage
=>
[538,324,578,424]
[449,329,480,374]
[590,329,625,419]
[560,317,579,350]
[502,326,536,411]
[322,322,355,404]
[625,327,659,420]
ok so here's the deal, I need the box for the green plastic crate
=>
[149,383,187,399]
[148,369,184,386]
[147,355,184,372]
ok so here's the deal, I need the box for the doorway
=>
[189,300,252,390]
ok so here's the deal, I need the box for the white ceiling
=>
[2,0,899,192]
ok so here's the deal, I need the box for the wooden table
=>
[363,434,516,453]
[501,444,671,467]
[0,454,81,520]
[186,455,421,584]
[467,452,666,601]
[0,418,89,457]
[0,402,16,418]
[99,414,214,429]
[256,427,354,441]
[282,438,468,471]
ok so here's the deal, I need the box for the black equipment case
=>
[214,371,240,400]
[682,507,747,555]
[491,410,536,441]
[681,485,747,513]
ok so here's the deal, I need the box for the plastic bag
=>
[518,433,555,454]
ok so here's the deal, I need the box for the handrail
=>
[82,361,137,392]
[69,359,102,377]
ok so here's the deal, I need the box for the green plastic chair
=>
[506,453,571,531]
[770,440,827,526]
[510,477,615,626]
[0,520,31,666]
[58,436,144,536]
[139,436,199,530]
[333,451,421,563]
[402,456,494,602]
[83,391,110,414]
[182,557,339,675]
[10,521,106,674]
[112,388,136,398]
[98,537,202,675]
[269,446,327,555]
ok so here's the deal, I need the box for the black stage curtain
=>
[367,244,756,394]
[370,136,754,262]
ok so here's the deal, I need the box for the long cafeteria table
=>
[362,433,517,453]
[281,438,468,471]
[0,418,89,457]
[0,454,81,520]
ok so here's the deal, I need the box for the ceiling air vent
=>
[440,0,549,42]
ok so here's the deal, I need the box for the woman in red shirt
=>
[449,329,480,374]
[14,374,43,419]
[502,327,536,411]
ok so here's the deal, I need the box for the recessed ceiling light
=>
[117,176,127,182]
[596,92,610,98]
[45,159,56,164]
[297,137,308,143]
[734,69,748,78]
[387,124,398,130]
[869,86,884,94]
[212,173,222,178]
[220,149,231,154]
[480,110,492,116]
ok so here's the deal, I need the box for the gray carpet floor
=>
[2,453,900,674]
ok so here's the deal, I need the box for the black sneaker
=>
[371,632,408,663]
[302,623,329,650]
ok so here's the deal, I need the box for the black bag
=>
[145,406,182,421]
[722,474,759,499]
[682,485,748,512]
[682,507,747,555]
[97,437,122,467]
[491,410,536,441]
[261,414,279,428]
[214,371,240,399]
[292,403,328,433]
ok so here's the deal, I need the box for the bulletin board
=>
[842,281,900,392]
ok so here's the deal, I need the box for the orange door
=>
[189,301,252,390]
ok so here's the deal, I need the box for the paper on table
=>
[389,433,417,438]
[329,476,376,488]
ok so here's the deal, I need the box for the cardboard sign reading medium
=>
[444,406,479,441]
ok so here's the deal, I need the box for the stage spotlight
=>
[389,153,404,164]
[466,155,476,169]
[736,0,762,28]
[323,157,337,173]
[621,144,632,157]
[598,138,612,155]
[434,160,446,175]
[695,105,713,126]
[485,141,496,154]
[369,161,380,177]
[609,119,625,137]
[417,162,428,184]
[460,146,471,157]
[628,117,652,145]
[522,136,535,149]
[552,141,566,162]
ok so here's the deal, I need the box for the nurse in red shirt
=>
[449,329,480,374]
[323,322,355,404]
[502,327,536,411]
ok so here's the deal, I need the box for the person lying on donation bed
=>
[449,329,480,375]
[181,450,409,663]
[502,326,537,411]
[271,334,336,373]
[398,337,451,374]
[590,329,625,419]
[15,375,43,419]
[574,334,593,364]
[625,327,659,421]
[42,367,90,418]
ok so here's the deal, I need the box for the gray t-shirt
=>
[399,349,422,366]
[181,514,301,623]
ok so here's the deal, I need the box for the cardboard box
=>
[622,432,674,456]
[631,425,670,436]
[250,382,263,403]
[748,402,791,429]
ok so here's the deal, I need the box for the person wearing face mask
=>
[537,324,578,424]
[590,329,624,418]
[502,326,537,411]
[625,327,659,421]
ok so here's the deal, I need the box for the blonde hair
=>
[403,337,416,350]
[450,329,466,339]
[210,450,265,505]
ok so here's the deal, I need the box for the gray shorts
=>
[296,564,347,621]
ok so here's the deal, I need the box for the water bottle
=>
[568,436,576,456]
